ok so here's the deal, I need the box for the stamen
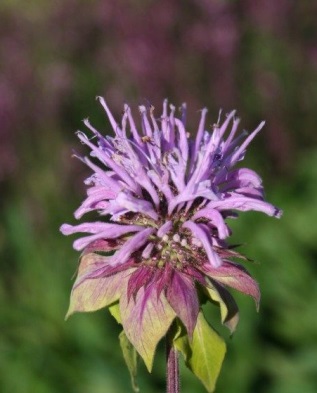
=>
[162,235,169,242]
[181,239,187,247]
[173,234,180,242]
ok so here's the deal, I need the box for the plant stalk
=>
[166,325,180,393]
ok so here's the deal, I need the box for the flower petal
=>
[74,186,117,219]
[109,228,155,266]
[157,221,172,237]
[60,222,145,251]
[190,108,208,171]
[116,191,158,220]
[207,196,282,218]
[192,207,229,239]
[60,222,143,235]
[229,121,265,165]
[183,221,222,268]
[219,168,263,191]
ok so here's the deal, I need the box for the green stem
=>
[166,325,180,393]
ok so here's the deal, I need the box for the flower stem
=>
[166,324,180,393]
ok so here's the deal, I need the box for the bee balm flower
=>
[60,97,281,372]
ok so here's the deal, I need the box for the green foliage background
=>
[1,1,317,392]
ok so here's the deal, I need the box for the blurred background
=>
[1,1,317,392]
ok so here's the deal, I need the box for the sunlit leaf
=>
[205,279,239,334]
[173,320,191,359]
[175,311,226,393]
[119,330,139,393]
[109,302,121,324]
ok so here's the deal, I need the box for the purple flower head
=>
[61,97,282,372]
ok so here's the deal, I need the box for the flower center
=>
[136,222,206,270]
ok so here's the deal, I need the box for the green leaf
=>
[120,283,176,372]
[175,312,226,393]
[66,252,136,318]
[119,330,139,393]
[205,279,239,334]
[109,302,121,324]
[171,318,185,342]
[173,320,191,360]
